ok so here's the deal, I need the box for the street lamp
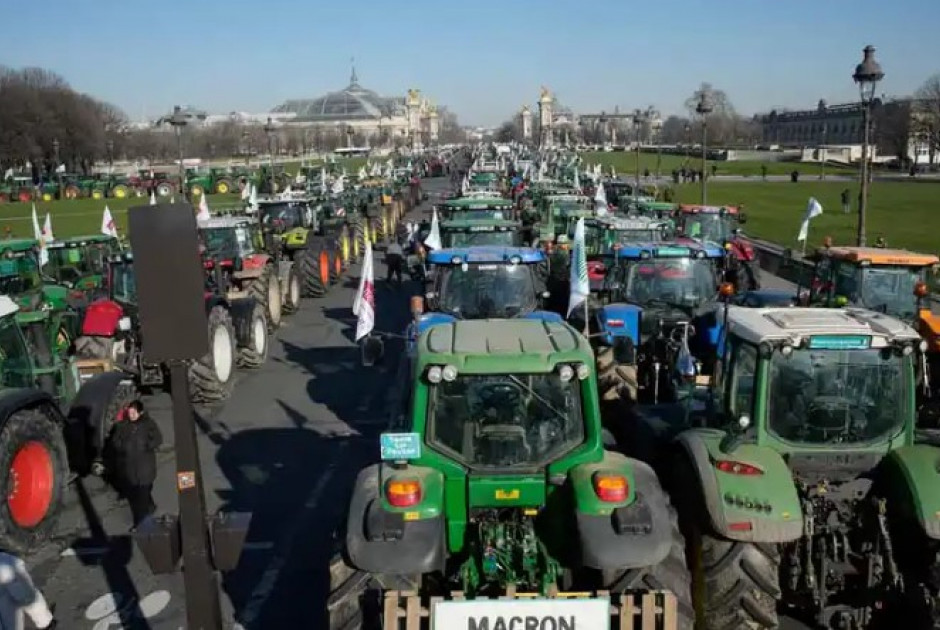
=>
[633,109,647,196]
[695,90,714,205]
[107,139,114,175]
[52,138,61,198]
[852,44,884,246]
[651,115,663,179]
[684,123,691,163]
[158,105,207,201]
[263,117,277,193]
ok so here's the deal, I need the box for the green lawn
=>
[581,151,858,177]
[669,180,940,253]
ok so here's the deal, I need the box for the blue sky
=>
[4,0,939,126]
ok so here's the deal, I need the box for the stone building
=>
[759,99,870,147]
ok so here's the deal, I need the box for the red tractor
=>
[673,204,759,291]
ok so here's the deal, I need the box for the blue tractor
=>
[592,241,727,405]
[408,246,559,348]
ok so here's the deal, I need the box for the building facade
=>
[759,100,868,147]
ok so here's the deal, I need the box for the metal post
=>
[858,105,870,246]
[53,139,61,198]
[820,122,827,180]
[176,127,185,202]
[701,121,708,205]
[167,361,224,630]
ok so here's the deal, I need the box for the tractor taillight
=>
[715,460,764,475]
[385,479,422,508]
[593,472,628,503]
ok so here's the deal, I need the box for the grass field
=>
[581,151,859,177]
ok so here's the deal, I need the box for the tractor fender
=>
[0,389,60,427]
[877,444,940,540]
[345,464,446,575]
[917,310,940,354]
[729,238,756,262]
[571,451,675,570]
[81,299,124,337]
[64,371,130,470]
[597,303,642,346]
[673,429,803,543]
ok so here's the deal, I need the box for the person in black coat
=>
[109,400,162,528]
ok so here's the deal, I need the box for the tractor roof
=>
[726,306,920,346]
[613,240,725,259]
[585,216,667,229]
[816,246,939,267]
[416,319,591,373]
[0,238,38,252]
[198,216,252,229]
[47,234,116,249]
[443,196,511,208]
[678,204,740,214]
[428,246,544,265]
[441,218,519,229]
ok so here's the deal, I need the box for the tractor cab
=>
[604,179,657,207]
[581,217,674,293]
[257,198,317,257]
[438,197,513,222]
[539,194,593,240]
[675,204,758,290]
[440,219,523,249]
[46,235,120,298]
[806,245,937,322]
[627,201,678,220]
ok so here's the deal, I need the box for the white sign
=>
[432,598,609,630]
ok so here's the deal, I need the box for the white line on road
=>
[236,442,347,628]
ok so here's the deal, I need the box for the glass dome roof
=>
[272,69,404,121]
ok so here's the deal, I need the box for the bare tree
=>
[913,75,940,168]
[874,99,913,166]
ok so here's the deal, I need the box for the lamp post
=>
[52,138,61,198]
[853,45,884,247]
[652,115,663,179]
[696,90,714,205]
[263,117,277,192]
[684,123,691,164]
[633,109,647,196]
[159,106,207,202]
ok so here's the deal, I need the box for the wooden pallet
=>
[382,586,678,630]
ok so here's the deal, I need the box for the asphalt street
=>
[22,178,801,629]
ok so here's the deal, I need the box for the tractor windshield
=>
[428,373,584,469]
[833,266,922,320]
[111,262,137,304]
[612,228,666,245]
[684,213,732,242]
[443,230,519,248]
[0,254,40,295]
[260,203,306,230]
[620,257,717,310]
[767,348,908,445]
[437,263,539,319]
[49,245,108,283]
[202,227,253,259]
[0,316,32,387]
[447,209,508,221]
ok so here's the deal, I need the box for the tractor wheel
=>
[214,179,233,195]
[350,220,366,262]
[91,189,104,200]
[190,184,205,198]
[156,182,174,197]
[686,525,780,629]
[41,192,53,202]
[236,301,269,369]
[75,335,114,360]
[297,247,329,298]
[0,408,68,554]
[337,226,352,268]
[369,217,384,244]
[16,188,32,203]
[328,242,343,285]
[248,266,282,331]
[600,504,695,630]
[282,266,302,314]
[188,306,236,403]
[111,184,129,199]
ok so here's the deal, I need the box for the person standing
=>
[841,188,850,214]
[0,552,56,629]
[385,239,404,286]
[109,400,162,529]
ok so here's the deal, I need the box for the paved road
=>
[23,178,804,629]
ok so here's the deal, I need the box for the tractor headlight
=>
[558,364,574,382]
[442,364,458,382]
[508,255,522,265]
[576,363,590,380]
[920,340,929,353]
[118,317,131,331]
[902,344,914,356]
[427,366,443,383]
[780,343,794,356]
[696,250,706,259]
[451,256,462,265]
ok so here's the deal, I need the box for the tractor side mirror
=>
[361,336,385,367]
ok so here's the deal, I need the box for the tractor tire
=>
[596,345,639,403]
[337,226,352,269]
[75,335,115,360]
[282,266,302,314]
[188,305,236,403]
[327,241,343,285]
[297,247,329,298]
[64,185,80,200]
[369,217,384,244]
[236,301,269,369]
[350,220,366,263]
[0,408,69,554]
[687,528,780,629]
[111,184,129,199]
[214,179,233,195]
[41,192,53,202]
[91,189,104,200]
[156,182,174,197]
[16,188,33,203]
[248,266,283,331]
[600,504,695,630]
[190,184,205,198]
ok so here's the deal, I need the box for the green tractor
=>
[440,218,525,248]
[46,235,122,302]
[256,198,345,299]
[632,304,940,627]
[186,167,237,197]
[0,293,138,553]
[0,239,79,355]
[537,193,594,241]
[329,319,692,629]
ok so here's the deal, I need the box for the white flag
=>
[353,241,375,341]
[31,204,42,241]
[424,208,442,250]
[594,183,608,216]
[240,181,251,201]
[461,176,469,195]
[149,190,157,205]
[567,218,590,317]
[43,213,54,242]
[796,197,824,243]
[31,204,49,266]
[573,169,581,192]
[101,206,118,238]
[196,193,210,221]
[247,184,258,214]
